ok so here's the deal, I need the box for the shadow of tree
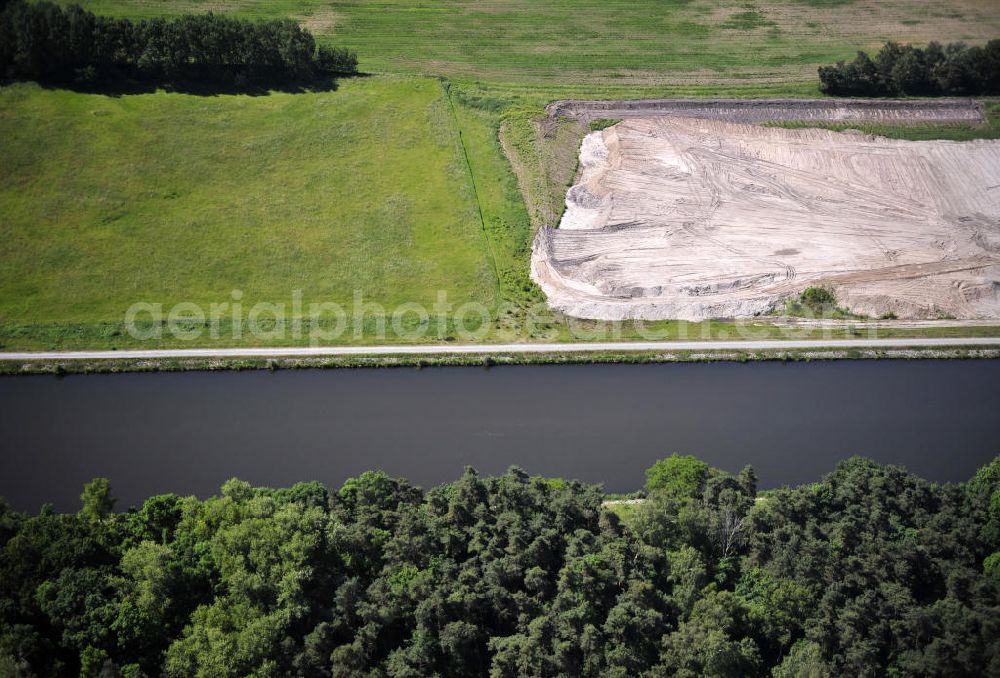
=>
[9,71,373,97]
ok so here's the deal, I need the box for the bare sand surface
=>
[532,117,1000,320]
[532,117,1000,321]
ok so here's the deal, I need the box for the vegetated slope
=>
[0,455,998,676]
[0,79,495,342]
[533,116,1000,321]
[50,0,1000,91]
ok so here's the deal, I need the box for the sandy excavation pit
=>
[532,117,1000,321]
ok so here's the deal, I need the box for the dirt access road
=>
[533,100,1000,322]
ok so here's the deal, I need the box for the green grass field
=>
[49,0,1000,96]
[0,78,500,347]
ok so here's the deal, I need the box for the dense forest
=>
[819,40,1000,96]
[0,1,357,88]
[1,455,998,677]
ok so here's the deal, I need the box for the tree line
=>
[0,1,358,89]
[819,40,1000,96]
[1,454,998,677]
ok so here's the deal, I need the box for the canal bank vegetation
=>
[1,455,998,676]
[2,346,1000,376]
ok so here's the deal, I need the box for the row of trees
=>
[0,1,358,88]
[819,40,1000,96]
[0,454,998,677]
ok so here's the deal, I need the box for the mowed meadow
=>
[55,0,1000,94]
[0,78,499,347]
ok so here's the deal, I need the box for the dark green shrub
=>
[316,46,358,75]
[799,286,836,309]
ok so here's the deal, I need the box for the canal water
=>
[1,360,998,511]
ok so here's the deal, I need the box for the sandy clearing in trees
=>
[531,117,1000,321]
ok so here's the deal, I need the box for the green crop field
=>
[0,78,501,348]
[52,0,1000,96]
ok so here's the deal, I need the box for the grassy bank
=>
[3,313,1000,352]
[3,346,999,376]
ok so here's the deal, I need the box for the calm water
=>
[1,361,998,512]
